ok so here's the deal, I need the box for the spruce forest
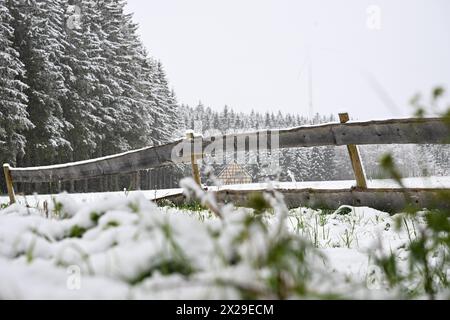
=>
[181,104,449,182]
[0,0,179,170]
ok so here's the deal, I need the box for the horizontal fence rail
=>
[158,188,450,212]
[281,117,449,146]
[8,140,183,183]
[7,117,449,184]
[202,117,449,151]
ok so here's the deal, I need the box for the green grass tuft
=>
[69,225,87,238]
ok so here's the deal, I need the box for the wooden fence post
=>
[3,164,16,204]
[186,131,202,186]
[339,113,368,189]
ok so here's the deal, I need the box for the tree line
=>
[0,0,180,167]
[181,103,449,183]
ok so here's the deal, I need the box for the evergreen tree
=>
[63,0,107,161]
[264,111,271,128]
[0,0,183,176]
[148,60,180,144]
[99,0,149,152]
[0,1,33,167]
[9,0,72,165]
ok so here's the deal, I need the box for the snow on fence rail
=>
[3,116,450,209]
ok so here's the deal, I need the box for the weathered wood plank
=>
[201,117,449,152]
[3,164,16,204]
[339,113,368,189]
[186,132,202,186]
[157,188,450,213]
[9,139,184,183]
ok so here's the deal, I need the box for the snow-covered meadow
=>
[0,179,448,299]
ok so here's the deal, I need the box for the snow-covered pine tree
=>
[0,0,183,178]
[0,1,33,168]
[193,101,205,132]
[148,59,180,144]
[212,113,220,131]
[276,110,285,128]
[308,147,326,181]
[8,0,72,166]
[229,108,235,133]
[220,105,230,134]
[264,111,271,128]
[98,0,150,153]
[203,105,212,133]
[62,0,108,161]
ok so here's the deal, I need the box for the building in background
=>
[217,162,253,185]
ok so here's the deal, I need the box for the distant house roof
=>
[217,162,252,185]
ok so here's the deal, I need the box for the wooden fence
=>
[3,115,450,210]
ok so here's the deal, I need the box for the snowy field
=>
[0,177,448,299]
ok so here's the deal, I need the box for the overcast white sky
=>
[125,0,450,120]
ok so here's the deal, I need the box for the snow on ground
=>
[218,176,450,190]
[0,177,448,299]
[0,185,446,300]
[1,176,449,210]
[0,188,183,210]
